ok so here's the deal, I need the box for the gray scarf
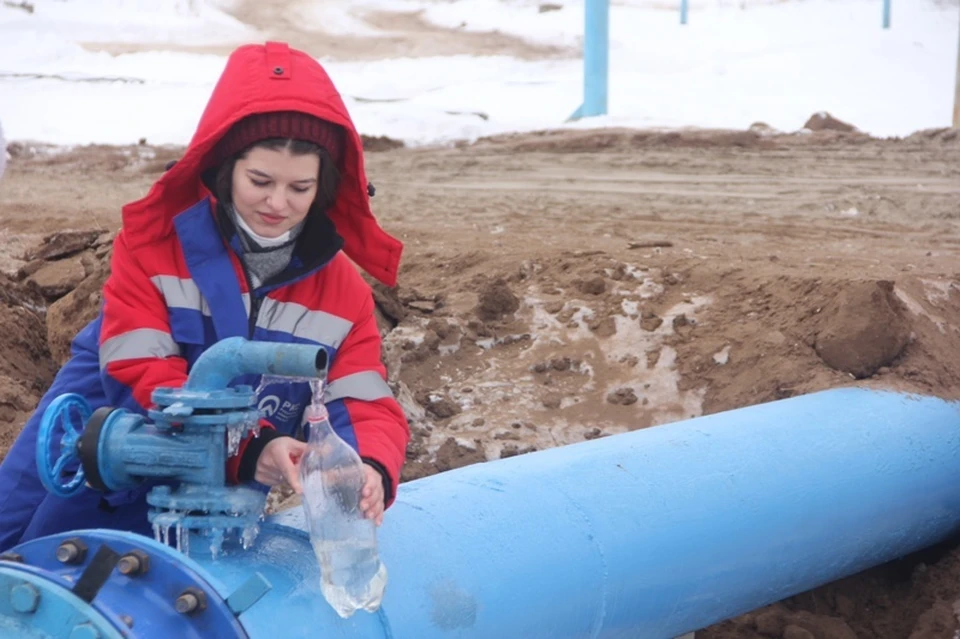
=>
[229,207,305,288]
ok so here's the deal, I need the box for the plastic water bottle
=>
[299,403,388,618]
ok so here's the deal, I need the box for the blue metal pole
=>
[681,0,689,25]
[883,0,891,29]
[569,0,609,120]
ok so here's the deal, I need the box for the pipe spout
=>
[184,337,328,391]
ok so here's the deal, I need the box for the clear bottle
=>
[299,403,388,618]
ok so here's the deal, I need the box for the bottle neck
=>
[305,404,333,441]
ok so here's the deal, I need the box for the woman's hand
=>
[257,440,385,525]
[255,437,307,493]
[360,463,385,526]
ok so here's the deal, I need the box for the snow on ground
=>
[0,0,957,146]
[1,0,253,44]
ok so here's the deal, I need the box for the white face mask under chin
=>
[231,207,293,248]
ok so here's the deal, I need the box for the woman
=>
[0,42,409,551]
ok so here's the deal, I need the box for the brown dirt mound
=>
[475,277,520,321]
[814,280,910,378]
[0,273,57,458]
[15,231,115,366]
[361,134,405,152]
[473,125,871,154]
[663,273,960,416]
[804,111,858,133]
[904,128,960,146]
[704,540,960,639]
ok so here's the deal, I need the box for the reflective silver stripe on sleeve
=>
[100,328,181,369]
[151,275,251,318]
[324,371,394,403]
[256,298,353,348]
[150,275,210,316]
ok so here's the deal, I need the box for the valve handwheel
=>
[36,393,92,497]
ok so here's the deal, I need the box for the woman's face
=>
[231,146,320,238]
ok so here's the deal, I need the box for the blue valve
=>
[36,393,92,497]
[33,338,330,558]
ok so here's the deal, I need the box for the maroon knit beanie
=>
[210,111,346,169]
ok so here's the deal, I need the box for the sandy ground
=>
[5,0,960,635]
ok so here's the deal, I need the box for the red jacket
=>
[99,42,409,504]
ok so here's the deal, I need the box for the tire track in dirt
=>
[84,0,574,61]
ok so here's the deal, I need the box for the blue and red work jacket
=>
[0,42,409,550]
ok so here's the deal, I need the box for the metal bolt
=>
[174,587,207,615]
[273,66,284,75]
[56,539,87,565]
[0,552,24,563]
[10,583,40,613]
[175,592,199,614]
[117,550,149,577]
[120,615,134,628]
[69,623,100,639]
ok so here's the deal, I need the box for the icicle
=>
[209,528,225,560]
[226,422,244,456]
[241,524,260,550]
[176,522,183,553]
[256,374,317,396]
[179,522,190,556]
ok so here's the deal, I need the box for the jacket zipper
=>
[234,240,339,339]
[239,258,261,339]
[218,205,343,341]
[248,294,263,338]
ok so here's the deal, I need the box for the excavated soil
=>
[2,125,960,637]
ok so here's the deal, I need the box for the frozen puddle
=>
[385,272,712,461]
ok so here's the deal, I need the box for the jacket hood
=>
[120,41,402,286]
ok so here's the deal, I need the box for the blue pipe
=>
[882,0,891,29]
[569,0,609,120]
[680,0,689,25]
[7,388,960,637]
[264,388,960,636]
[184,337,327,391]
[266,388,960,637]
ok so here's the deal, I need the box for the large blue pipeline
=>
[3,338,960,638]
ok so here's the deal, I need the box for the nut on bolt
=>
[174,587,207,615]
[10,582,40,613]
[68,623,100,639]
[56,538,88,565]
[117,550,150,577]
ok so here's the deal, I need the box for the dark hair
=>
[214,138,341,214]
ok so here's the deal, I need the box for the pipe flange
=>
[150,387,256,412]
[77,407,116,493]
[5,531,246,636]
